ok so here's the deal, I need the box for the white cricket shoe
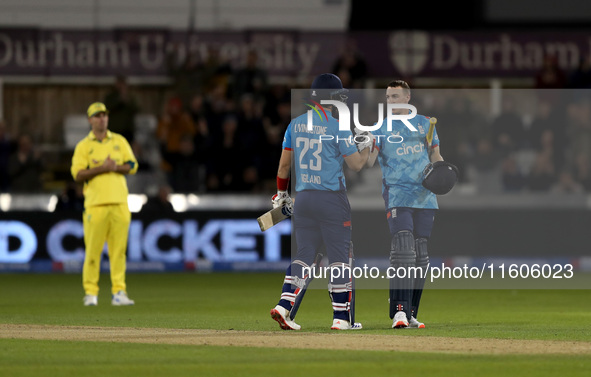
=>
[83,294,97,306]
[331,319,364,330]
[270,305,301,330]
[392,311,409,328]
[407,316,425,329]
[111,291,135,306]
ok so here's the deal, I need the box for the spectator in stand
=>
[551,169,584,194]
[142,184,175,213]
[201,46,233,94]
[472,138,500,173]
[236,94,265,175]
[527,99,564,152]
[573,152,591,191]
[103,75,139,144]
[206,115,250,192]
[233,49,268,103]
[204,84,233,145]
[436,95,479,183]
[55,181,84,211]
[188,93,206,124]
[186,93,212,167]
[501,154,526,192]
[331,38,368,88]
[566,97,591,169]
[168,134,202,193]
[8,133,44,192]
[126,140,159,194]
[262,90,291,189]
[537,129,565,173]
[527,151,556,192]
[535,54,567,89]
[156,96,196,175]
[490,96,527,156]
[167,49,205,106]
[567,55,591,89]
[263,84,290,127]
[472,137,502,193]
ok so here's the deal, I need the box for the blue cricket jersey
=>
[282,109,358,192]
[375,114,440,209]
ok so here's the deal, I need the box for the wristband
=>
[277,176,289,191]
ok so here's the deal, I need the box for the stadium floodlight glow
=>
[0,194,11,211]
[47,195,58,212]
[170,194,188,212]
[187,194,200,206]
[128,194,147,213]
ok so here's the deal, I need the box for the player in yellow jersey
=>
[71,102,138,306]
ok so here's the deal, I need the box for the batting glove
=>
[272,190,292,209]
[353,127,375,152]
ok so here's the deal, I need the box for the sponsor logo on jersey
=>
[396,142,425,156]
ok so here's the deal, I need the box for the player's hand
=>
[354,127,374,152]
[102,155,117,172]
[422,162,435,179]
[272,190,292,209]
[282,201,293,216]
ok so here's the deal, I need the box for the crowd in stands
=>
[2,49,591,199]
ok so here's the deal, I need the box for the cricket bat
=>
[289,252,323,320]
[426,117,437,147]
[257,204,292,231]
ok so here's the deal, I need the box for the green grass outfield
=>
[1,272,590,376]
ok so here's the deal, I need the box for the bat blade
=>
[257,205,290,231]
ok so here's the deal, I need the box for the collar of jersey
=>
[88,130,113,142]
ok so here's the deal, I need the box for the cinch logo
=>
[396,142,425,156]
[305,100,328,122]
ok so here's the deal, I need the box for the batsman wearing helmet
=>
[367,80,458,329]
[71,102,138,307]
[270,73,371,330]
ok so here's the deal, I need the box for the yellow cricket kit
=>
[71,130,138,296]
[71,131,138,207]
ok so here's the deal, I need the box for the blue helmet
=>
[310,73,348,102]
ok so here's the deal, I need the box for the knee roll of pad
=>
[415,238,430,268]
[390,230,416,267]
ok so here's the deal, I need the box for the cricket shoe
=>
[330,319,364,330]
[392,311,409,328]
[270,305,301,330]
[407,316,425,329]
[83,294,97,306]
[111,291,135,306]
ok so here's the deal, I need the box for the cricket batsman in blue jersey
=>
[270,73,371,330]
[368,80,457,329]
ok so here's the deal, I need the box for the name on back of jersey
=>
[301,173,321,184]
[295,122,327,135]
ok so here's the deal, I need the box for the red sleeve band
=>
[277,176,289,191]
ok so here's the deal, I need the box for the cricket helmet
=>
[422,161,459,195]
